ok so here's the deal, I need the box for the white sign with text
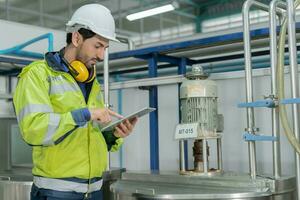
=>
[174,123,198,140]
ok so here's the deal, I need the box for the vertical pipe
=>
[242,0,257,179]
[104,48,110,108]
[6,76,10,94]
[68,0,73,18]
[217,138,222,171]
[103,48,110,169]
[116,36,135,51]
[287,1,300,199]
[115,75,124,168]
[179,141,185,171]
[269,0,284,179]
[148,53,159,171]
[39,0,44,26]
[118,0,123,30]
[140,19,144,45]
[178,58,188,170]
[203,139,208,174]
[177,15,181,37]
[159,14,163,40]
[115,38,134,169]
[5,0,9,20]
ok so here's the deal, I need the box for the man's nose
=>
[97,49,105,61]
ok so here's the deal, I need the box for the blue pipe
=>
[116,55,300,80]
[148,53,159,171]
[0,33,53,59]
[177,58,189,170]
[202,54,300,69]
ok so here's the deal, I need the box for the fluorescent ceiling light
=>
[126,3,178,21]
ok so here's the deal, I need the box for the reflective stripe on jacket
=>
[13,57,123,181]
[33,176,103,193]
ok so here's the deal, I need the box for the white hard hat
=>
[66,4,118,42]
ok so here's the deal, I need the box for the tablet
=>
[101,107,156,132]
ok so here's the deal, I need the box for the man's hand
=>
[114,117,138,138]
[89,108,123,125]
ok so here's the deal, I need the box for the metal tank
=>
[111,171,296,200]
[0,169,123,200]
[0,116,33,200]
[0,174,32,200]
[110,65,296,200]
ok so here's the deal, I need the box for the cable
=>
[277,0,300,154]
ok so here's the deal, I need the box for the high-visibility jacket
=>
[13,52,123,188]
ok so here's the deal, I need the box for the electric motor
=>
[180,65,218,137]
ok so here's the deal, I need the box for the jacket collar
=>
[45,51,69,72]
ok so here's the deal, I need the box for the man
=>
[13,4,137,200]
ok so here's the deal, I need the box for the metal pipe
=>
[5,0,9,20]
[251,0,278,12]
[203,139,208,174]
[179,140,186,171]
[217,138,223,171]
[113,37,134,170]
[103,48,110,108]
[269,0,285,179]
[103,48,111,169]
[242,0,259,179]
[39,0,44,26]
[116,36,135,50]
[178,58,189,170]
[140,18,144,45]
[148,55,159,171]
[287,0,300,199]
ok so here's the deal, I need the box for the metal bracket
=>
[243,132,278,141]
[244,127,259,133]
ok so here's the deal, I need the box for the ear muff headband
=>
[85,64,96,83]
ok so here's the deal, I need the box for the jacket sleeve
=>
[102,130,123,151]
[13,64,90,146]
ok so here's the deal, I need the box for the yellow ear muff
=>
[70,60,89,82]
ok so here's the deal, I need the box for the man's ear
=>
[71,32,82,47]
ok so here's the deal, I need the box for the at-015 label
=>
[174,123,198,140]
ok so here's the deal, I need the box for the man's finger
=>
[108,109,124,119]
[130,117,138,126]
[119,122,129,133]
[124,120,133,131]
[115,127,126,138]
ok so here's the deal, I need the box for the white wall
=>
[110,68,297,176]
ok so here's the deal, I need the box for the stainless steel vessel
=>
[0,174,32,200]
[0,168,123,200]
[111,171,296,200]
